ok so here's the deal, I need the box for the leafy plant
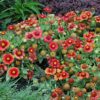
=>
[38,0,100,15]
[0,80,51,100]
[0,0,43,30]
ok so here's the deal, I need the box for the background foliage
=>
[0,0,43,30]
[38,0,100,15]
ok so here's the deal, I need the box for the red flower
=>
[66,38,75,47]
[7,25,15,30]
[0,39,10,51]
[2,54,14,65]
[78,23,86,30]
[0,64,7,76]
[51,91,58,99]
[83,33,92,39]
[83,44,93,53]
[60,71,69,80]
[95,16,100,23]
[49,41,58,51]
[43,7,52,13]
[38,14,46,18]
[78,72,89,79]
[90,90,99,100]
[28,47,35,54]
[8,67,19,78]
[45,68,56,75]
[49,58,60,68]
[53,88,63,96]
[27,19,38,26]
[80,13,88,21]
[68,78,74,84]
[44,35,52,43]
[74,39,83,50]
[32,28,42,39]
[67,50,76,58]
[25,32,33,40]
[89,32,95,38]
[62,40,69,49]
[65,11,76,19]
[27,70,34,79]
[74,16,81,21]
[84,11,92,18]
[68,23,77,30]
[13,48,25,60]
[86,39,94,44]
[57,26,64,33]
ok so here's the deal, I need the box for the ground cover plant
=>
[0,10,100,99]
[38,0,100,15]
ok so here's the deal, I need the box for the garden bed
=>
[0,10,100,100]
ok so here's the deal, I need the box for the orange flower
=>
[45,68,56,75]
[77,72,90,79]
[84,11,92,18]
[80,13,88,21]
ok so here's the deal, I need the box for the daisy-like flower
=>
[74,39,83,50]
[8,67,19,78]
[68,23,77,30]
[77,72,90,79]
[7,25,15,30]
[57,26,64,33]
[66,38,75,47]
[54,71,69,81]
[32,28,42,39]
[95,16,100,23]
[13,48,25,60]
[38,14,46,18]
[2,54,14,65]
[25,32,33,40]
[44,35,52,43]
[67,50,76,58]
[43,7,52,13]
[60,71,69,80]
[49,58,60,68]
[90,90,99,100]
[86,39,94,44]
[83,44,93,53]
[28,47,35,54]
[80,13,88,21]
[49,41,58,51]
[84,11,92,18]
[45,68,56,75]
[0,39,10,51]
[83,33,92,39]
[0,64,7,76]
[74,16,81,21]
[78,23,86,30]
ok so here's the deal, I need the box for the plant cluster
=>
[38,0,100,15]
[0,10,100,99]
[0,0,43,30]
[0,81,51,100]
